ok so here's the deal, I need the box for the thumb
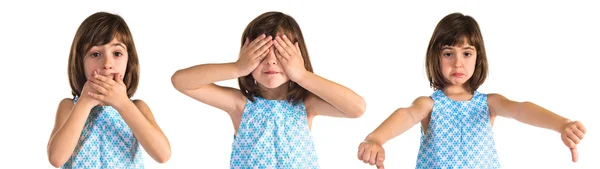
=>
[114,73,124,84]
[571,147,578,162]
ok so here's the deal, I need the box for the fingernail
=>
[283,34,287,38]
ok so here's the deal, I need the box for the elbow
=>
[347,98,366,118]
[48,154,66,168]
[154,148,172,164]
[170,70,183,91]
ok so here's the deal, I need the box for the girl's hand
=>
[236,34,273,76]
[358,140,386,169]
[78,80,102,108]
[87,70,129,108]
[561,120,586,162]
[273,34,307,82]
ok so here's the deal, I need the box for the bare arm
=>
[300,72,366,118]
[488,93,587,162]
[170,35,274,114]
[47,98,95,168]
[171,62,246,114]
[488,93,570,133]
[364,96,433,145]
[112,100,171,163]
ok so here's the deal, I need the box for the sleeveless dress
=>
[62,97,144,169]
[416,90,501,168]
[230,96,320,169]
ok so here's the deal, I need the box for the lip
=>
[452,73,465,77]
[264,70,280,74]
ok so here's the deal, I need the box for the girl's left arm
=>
[272,35,365,118]
[115,100,171,163]
[488,93,586,162]
[297,72,366,118]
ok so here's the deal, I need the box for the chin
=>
[257,80,287,89]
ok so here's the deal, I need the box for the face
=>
[251,45,289,89]
[440,42,477,86]
[83,38,128,80]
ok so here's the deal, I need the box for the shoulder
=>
[58,98,74,109]
[486,93,508,105]
[132,99,150,109]
[412,96,434,108]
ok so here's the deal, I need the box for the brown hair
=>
[425,12,488,93]
[67,12,139,98]
[238,11,313,104]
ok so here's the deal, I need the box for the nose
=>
[453,56,463,68]
[264,47,278,65]
[103,57,113,70]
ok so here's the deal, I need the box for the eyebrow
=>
[441,46,475,50]
[111,43,126,49]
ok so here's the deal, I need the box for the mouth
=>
[452,73,465,77]
[264,70,280,75]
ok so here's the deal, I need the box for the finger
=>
[295,42,302,55]
[93,71,114,83]
[257,48,269,61]
[243,37,250,48]
[91,73,114,86]
[97,69,117,76]
[87,92,105,101]
[567,132,581,144]
[89,81,109,94]
[252,35,273,53]
[254,40,273,56]
[281,34,296,52]
[273,39,290,60]
[576,122,586,134]
[357,143,365,160]
[573,128,585,140]
[376,150,385,165]
[361,149,371,163]
[571,147,578,162]
[563,136,576,148]
[248,34,267,49]
[114,73,124,85]
[369,149,378,165]
[377,163,385,169]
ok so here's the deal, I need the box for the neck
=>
[258,83,289,100]
[441,84,474,101]
[442,84,470,95]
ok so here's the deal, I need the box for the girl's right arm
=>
[171,34,273,114]
[357,96,433,169]
[47,97,96,168]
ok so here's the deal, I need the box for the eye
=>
[464,52,472,57]
[91,52,100,58]
[114,52,123,57]
[443,52,452,57]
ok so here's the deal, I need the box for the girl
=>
[46,12,171,168]
[171,11,366,168]
[357,12,586,169]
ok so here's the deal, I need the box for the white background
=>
[1,0,598,168]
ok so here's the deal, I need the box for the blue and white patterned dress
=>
[230,96,320,169]
[416,90,501,168]
[62,97,144,169]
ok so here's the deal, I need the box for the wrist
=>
[294,70,311,85]
[113,99,134,114]
[75,97,96,111]
[364,133,384,146]
[557,118,573,133]
[231,62,244,77]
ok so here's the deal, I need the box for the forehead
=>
[89,38,127,49]
[442,42,475,50]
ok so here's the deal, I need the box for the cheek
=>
[83,61,100,78]
[440,61,453,73]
